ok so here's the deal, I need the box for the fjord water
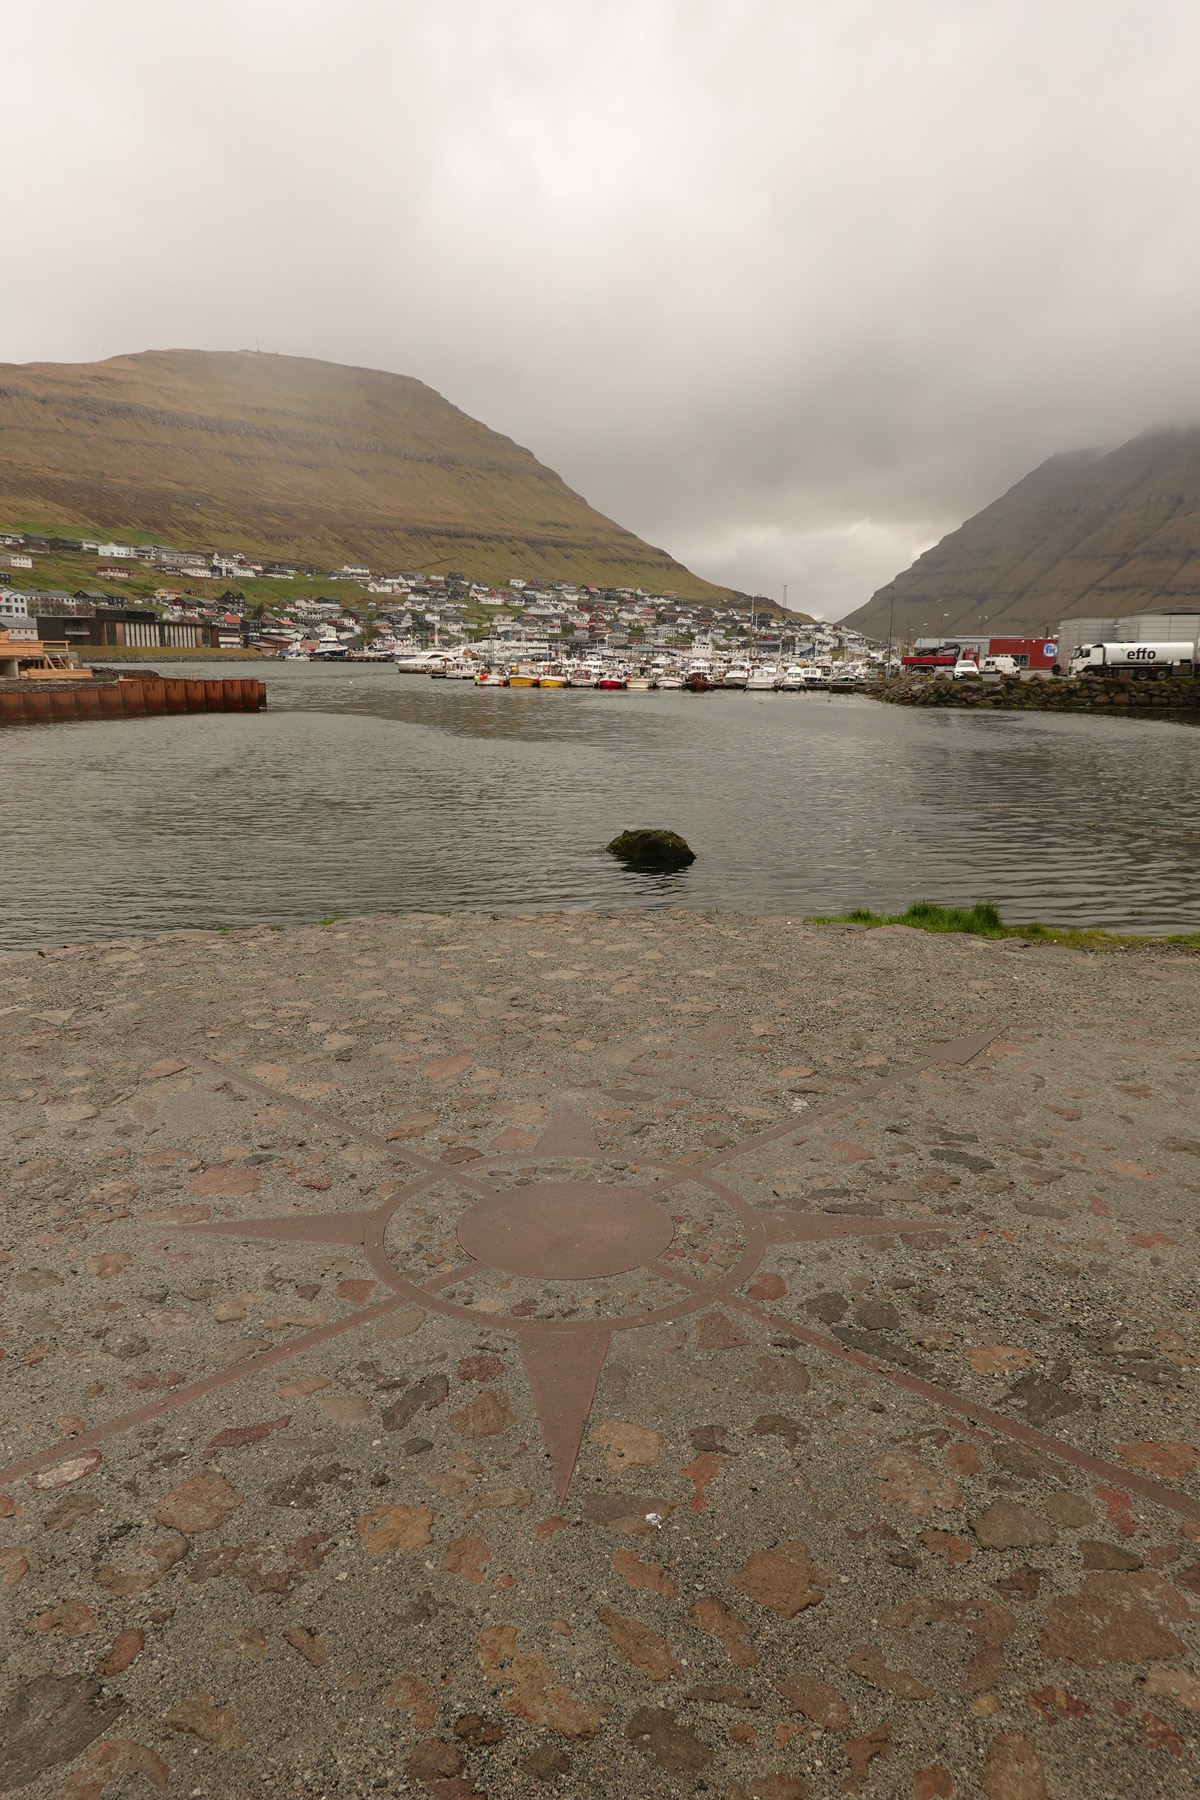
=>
[3,662,1200,949]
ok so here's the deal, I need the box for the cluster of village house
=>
[0,529,872,659]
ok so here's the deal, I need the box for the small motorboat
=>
[538,665,569,688]
[596,671,628,690]
[747,663,781,691]
[780,664,806,691]
[683,661,713,692]
[508,664,543,687]
[722,661,751,689]
[626,674,655,691]
[474,667,508,686]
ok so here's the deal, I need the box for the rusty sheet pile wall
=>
[0,677,267,725]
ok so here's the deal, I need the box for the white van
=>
[980,655,1019,676]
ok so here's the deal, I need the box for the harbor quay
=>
[2,909,1200,1798]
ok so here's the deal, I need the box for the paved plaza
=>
[2,909,1199,1798]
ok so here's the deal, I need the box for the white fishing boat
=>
[722,661,751,688]
[568,661,601,687]
[746,662,781,691]
[626,672,655,691]
[395,649,448,674]
[780,664,807,691]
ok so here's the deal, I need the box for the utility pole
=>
[885,584,896,682]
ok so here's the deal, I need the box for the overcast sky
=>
[7,1,1200,615]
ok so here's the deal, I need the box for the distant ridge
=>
[841,428,1200,637]
[0,348,727,599]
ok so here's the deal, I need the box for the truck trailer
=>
[1069,641,1195,677]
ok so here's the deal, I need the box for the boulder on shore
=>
[605,829,696,871]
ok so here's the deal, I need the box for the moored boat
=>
[746,662,781,691]
[508,664,543,687]
[396,650,449,674]
[722,661,751,688]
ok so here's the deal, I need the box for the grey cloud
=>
[6,0,1200,616]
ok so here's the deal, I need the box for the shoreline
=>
[78,646,266,663]
[5,901,1200,963]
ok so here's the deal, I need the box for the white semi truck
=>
[1070,641,1196,677]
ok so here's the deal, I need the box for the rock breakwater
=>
[876,674,1200,713]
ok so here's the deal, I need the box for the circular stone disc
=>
[456,1182,674,1281]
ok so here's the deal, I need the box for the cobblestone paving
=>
[2,910,1200,1798]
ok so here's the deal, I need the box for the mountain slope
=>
[841,429,1200,637]
[0,348,725,598]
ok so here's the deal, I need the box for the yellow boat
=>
[538,665,568,688]
[508,664,541,687]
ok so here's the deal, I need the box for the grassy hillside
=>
[0,349,728,600]
[840,429,1200,638]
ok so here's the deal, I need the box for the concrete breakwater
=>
[0,673,267,724]
[876,672,1200,713]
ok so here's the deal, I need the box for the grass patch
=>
[809,899,1200,952]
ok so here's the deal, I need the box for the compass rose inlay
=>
[169,1035,995,1500]
[6,1026,1197,1533]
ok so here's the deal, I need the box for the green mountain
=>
[841,429,1200,638]
[0,348,726,599]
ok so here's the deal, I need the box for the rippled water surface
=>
[3,662,1200,947]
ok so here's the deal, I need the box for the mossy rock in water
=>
[606,828,696,870]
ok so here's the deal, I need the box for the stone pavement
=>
[2,909,1200,1799]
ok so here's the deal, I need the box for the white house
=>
[0,590,37,640]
